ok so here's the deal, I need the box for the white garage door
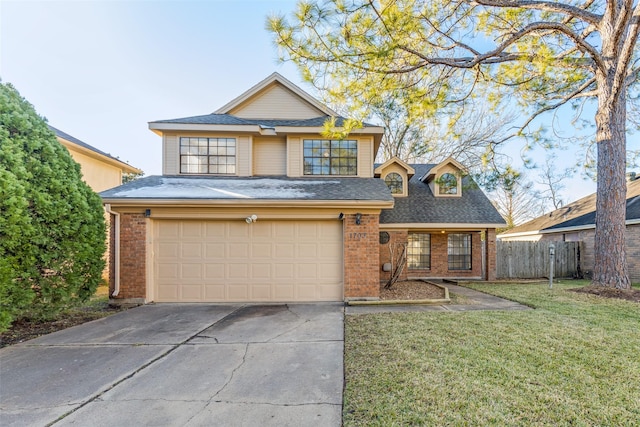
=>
[152,220,343,302]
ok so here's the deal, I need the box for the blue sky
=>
[2,0,630,205]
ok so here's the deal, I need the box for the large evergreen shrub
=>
[0,82,106,331]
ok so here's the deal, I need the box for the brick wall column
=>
[485,228,497,281]
[112,213,147,300]
[344,213,380,299]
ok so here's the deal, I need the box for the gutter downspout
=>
[104,204,120,297]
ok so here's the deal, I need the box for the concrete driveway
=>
[0,303,344,427]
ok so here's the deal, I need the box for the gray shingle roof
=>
[379,164,506,225]
[100,175,394,202]
[545,192,640,231]
[150,114,378,128]
[49,125,120,163]
[502,177,640,235]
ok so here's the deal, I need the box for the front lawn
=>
[344,281,640,426]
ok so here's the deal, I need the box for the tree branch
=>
[470,0,602,25]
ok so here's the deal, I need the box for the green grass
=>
[343,281,640,426]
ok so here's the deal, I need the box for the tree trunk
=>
[592,66,630,289]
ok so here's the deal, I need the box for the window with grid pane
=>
[448,233,471,270]
[180,137,236,174]
[303,139,357,175]
[384,173,403,194]
[407,233,431,269]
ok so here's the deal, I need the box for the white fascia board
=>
[148,122,385,136]
[149,122,261,133]
[497,230,544,239]
[101,198,395,209]
[381,223,506,229]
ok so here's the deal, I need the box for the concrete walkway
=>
[0,303,344,427]
[345,284,531,315]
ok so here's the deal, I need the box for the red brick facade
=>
[380,229,495,282]
[343,213,380,299]
[110,213,147,300]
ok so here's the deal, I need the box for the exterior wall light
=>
[245,214,258,224]
[338,212,344,220]
[145,209,151,218]
[355,213,362,225]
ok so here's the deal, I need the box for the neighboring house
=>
[50,125,142,192]
[498,174,640,281]
[100,73,504,304]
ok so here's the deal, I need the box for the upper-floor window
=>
[439,173,458,195]
[303,139,357,175]
[180,137,236,174]
[384,173,403,194]
[448,233,471,270]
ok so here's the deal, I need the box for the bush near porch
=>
[344,281,640,425]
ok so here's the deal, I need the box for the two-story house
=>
[101,73,504,304]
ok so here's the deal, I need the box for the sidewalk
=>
[345,284,530,315]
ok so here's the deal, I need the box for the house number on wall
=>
[349,232,368,240]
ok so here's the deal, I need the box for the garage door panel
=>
[204,222,226,238]
[298,243,317,257]
[228,284,249,299]
[275,264,294,279]
[251,263,271,279]
[153,220,343,302]
[205,263,225,279]
[181,222,203,237]
[275,244,294,258]
[228,263,249,279]
[251,243,272,258]
[251,285,271,300]
[204,284,225,299]
[157,242,179,258]
[181,243,202,259]
[157,284,179,300]
[228,243,249,258]
[205,243,224,257]
[181,263,203,279]
[228,223,249,239]
[180,285,203,300]
[274,223,295,238]
[297,263,318,278]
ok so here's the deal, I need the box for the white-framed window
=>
[439,173,458,195]
[384,172,403,194]
[303,139,357,175]
[407,233,431,269]
[180,137,236,174]
[448,233,471,270]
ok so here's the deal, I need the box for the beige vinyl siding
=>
[229,83,323,120]
[237,136,251,176]
[253,137,286,175]
[163,134,178,175]
[357,138,373,178]
[287,137,302,177]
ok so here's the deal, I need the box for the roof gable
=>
[374,156,415,178]
[214,72,337,119]
[421,157,467,183]
[49,125,141,174]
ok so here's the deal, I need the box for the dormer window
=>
[384,173,403,194]
[439,173,458,195]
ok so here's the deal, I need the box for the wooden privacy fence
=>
[496,241,582,279]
